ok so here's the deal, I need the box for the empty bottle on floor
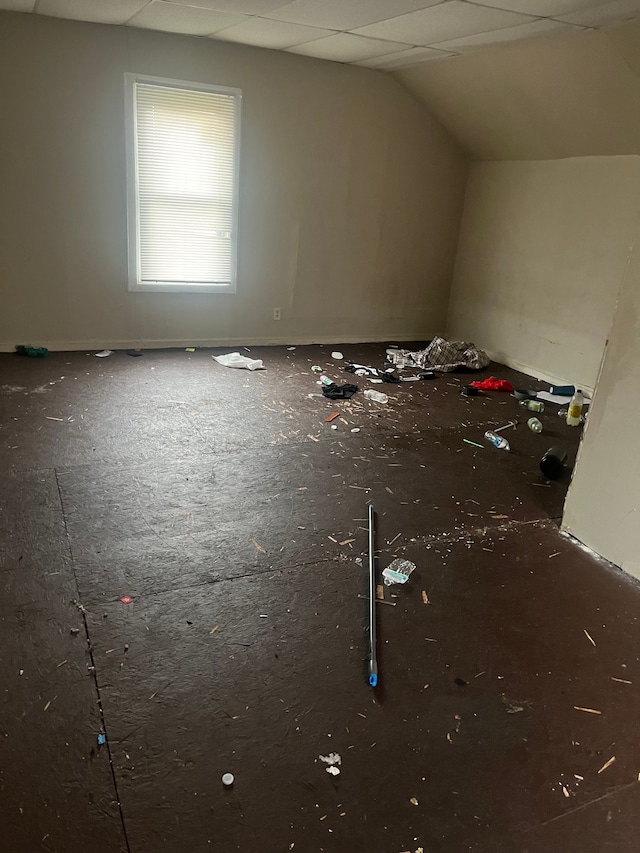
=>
[566,389,584,426]
[528,417,542,433]
[519,399,544,412]
[364,389,388,404]
[485,430,510,450]
[540,446,568,479]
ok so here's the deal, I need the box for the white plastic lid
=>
[222,773,234,788]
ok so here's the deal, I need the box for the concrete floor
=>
[1,343,640,853]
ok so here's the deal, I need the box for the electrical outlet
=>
[273,307,281,321]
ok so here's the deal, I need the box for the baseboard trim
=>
[484,350,595,396]
[0,333,434,354]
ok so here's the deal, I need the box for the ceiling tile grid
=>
[1,0,637,68]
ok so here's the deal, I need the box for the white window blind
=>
[126,75,241,293]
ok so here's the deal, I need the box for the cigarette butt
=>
[421,590,429,605]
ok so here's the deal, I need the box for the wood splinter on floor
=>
[376,584,384,600]
[251,538,266,554]
[597,756,616,774]
[584,629,596,647]
[574,706,602,715]
[421,590,429,605]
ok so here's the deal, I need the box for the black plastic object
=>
[540,446,568,480]
[513,388,538,400]
[461,385,479,396]
[418,371,436,380]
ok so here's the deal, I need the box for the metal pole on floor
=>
[368,502,378,688]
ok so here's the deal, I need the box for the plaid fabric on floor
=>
[386,336,490,373]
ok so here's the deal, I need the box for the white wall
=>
[563,222,640,578]
[446,157,640,391]
[0,11,467,351]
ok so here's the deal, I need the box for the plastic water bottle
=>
[485,430,510,450]
[364,389,388,404]
[567,389,584,426]
[519,399,544,412]
[528,417,542,433]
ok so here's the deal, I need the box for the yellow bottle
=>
[566,389,584,426]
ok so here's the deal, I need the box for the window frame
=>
[124,73,242,294]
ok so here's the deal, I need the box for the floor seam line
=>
[55,468,132,853]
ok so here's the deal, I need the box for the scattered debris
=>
[584,629,596,647]
[574,706,602,715]
[597,756,616,774]
[70,628,80,636]
[350,427,361,433]
[209,625,220,635]
[357,594,396,607]
[311,365,322,373]
[561,785,570,798]
[502,697,526,714]
[376,584,384,600]
[382,558,416,586]
[212,352,264,371]
[611,677,632,684]
[95,350,113,358]
[410,797,419,805]
[319,753,341,776]
[251,539,266,554]
[325,412,340,423]
[331,352,344,360]
[119,595,134,605]
[97,733,106,746]
[421,590,429,605]
[56,660,68,668]
[46,416,64,422]
[463,439,484,448]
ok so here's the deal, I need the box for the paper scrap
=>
[95,350,113,358]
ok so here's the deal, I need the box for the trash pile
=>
[462,378,589,479]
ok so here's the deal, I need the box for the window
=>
[125,74,241,293]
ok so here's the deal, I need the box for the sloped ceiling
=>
[394,20,640,159]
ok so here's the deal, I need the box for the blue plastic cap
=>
[369,674,378,687]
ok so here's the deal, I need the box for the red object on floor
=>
[469,376,515,392]
[119,595,134,605]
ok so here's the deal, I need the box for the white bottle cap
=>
[222,773,234,788]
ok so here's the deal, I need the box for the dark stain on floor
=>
[1,343,639,853]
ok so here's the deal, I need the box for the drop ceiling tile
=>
[168,0,289,13]
[287,32,412,62]
[431,17,575,49]
[128,1,249,35]
[463,0,612,17]
[36,0,148,24]
[0,0,35,10]
[556,0,640,26]
[356,45,454,67]
[353,1,537,45]
[267,0,442,31]
[212,17,335,48]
